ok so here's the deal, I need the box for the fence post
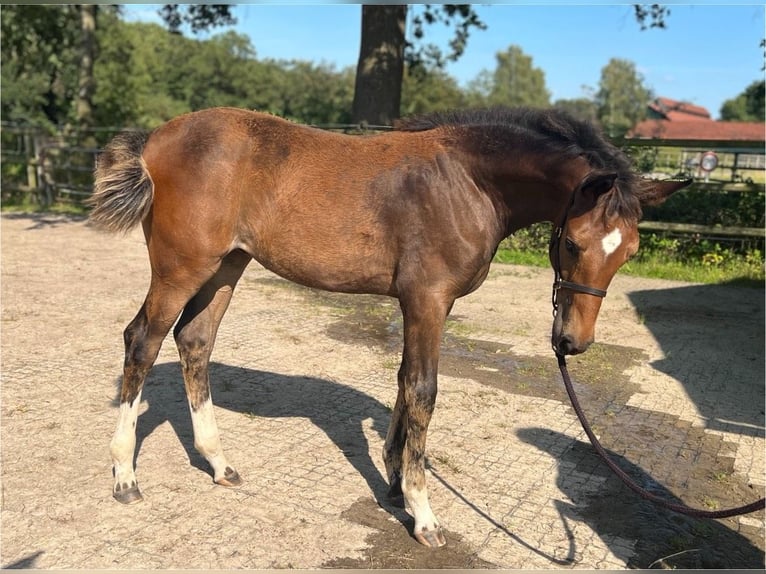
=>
[23,132,38,193]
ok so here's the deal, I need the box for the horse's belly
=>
[257,254,396,296]
[244,220,397,295]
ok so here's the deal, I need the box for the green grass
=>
[494,247,765,286]
[493,248,547,267]
[621,257,764,286]
[1,200,87,216]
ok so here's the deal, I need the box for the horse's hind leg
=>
[173,250,251,487]
[111,272,209,503]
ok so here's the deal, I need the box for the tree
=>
[595,58,652,137]
[351,5,407,126]
[553,98,600,124]
[720,80,765,121]
[159,4,236,34]
[1,5,80,127]
[92,15,355,128]
[407,4,487,71]
[633,4,671,30]
[77,5,97,132]
[466,45,550,108]
[273,61,355,125]
[401,66,468,116]
[94,18,189,128]
[351,4,485,125]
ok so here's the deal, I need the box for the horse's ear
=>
[638,178,692,206]
[579,171,618,199]
[569,171,618,217]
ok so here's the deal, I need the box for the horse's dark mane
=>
[396,107,643,220]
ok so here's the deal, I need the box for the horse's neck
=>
[478,154,588,238]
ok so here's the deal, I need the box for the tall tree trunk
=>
[351,5,407,127]
[77,4,96,133]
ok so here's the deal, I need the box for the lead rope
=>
[556,352,765,518]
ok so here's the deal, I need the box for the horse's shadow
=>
[628,282,765,437]
[121,362,566,565]
[126,361,393,502]
[517,427,765,569]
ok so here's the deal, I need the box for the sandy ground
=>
[1,212,763,569]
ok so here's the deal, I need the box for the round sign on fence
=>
[700,151,718,172]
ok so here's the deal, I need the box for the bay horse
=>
[89,106,688,548]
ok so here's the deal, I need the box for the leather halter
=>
[549,194,607,315]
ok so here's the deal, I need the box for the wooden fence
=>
[2,123,763,244]
[1,123,125,205]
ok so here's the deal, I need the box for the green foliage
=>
[642,186,765,228]
[502,223,552,254]
[633,4,672,30]
[2,10,355,131]
[159,4,236,35]
[495,230,765,285]
[720,80,765,121]
[467,45,551,108]
[112,22,356,127]
[401,66,468,116]
[630,146,660,174]
[553,98,600,124]
[407,5,486,70]
[494,209,765,285]
[1,5,81,127]
[4,5,759,134]
[596,58,652,137]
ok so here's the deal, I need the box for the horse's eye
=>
[565,238,579,256]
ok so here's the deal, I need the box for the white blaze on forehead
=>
[601,228,623,257]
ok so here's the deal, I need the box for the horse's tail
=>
[88,130,154,233]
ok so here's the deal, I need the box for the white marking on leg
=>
[190,398,233,482]
[110,390,143,492]
[401,476,440,535]
[601,227,622,257]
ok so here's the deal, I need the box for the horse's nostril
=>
[556,336,585,356]
[556,336,573,355]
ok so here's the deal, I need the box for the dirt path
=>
[1,213,763,569]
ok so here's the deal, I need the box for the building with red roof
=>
[648,97,711,122]
[629,97,764,142]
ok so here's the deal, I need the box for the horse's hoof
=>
[415,526,446,548]
[215,466,242,487]
[113,483,143,504]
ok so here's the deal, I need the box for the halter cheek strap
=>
[549,202,608,315]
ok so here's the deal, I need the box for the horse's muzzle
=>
[552,333,593,356]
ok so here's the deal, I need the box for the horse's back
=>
[139,108,497,298]
[139,109,407,293]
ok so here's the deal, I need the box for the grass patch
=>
[495,239,765,286]
[493,248,548,267]
[2,201,88,216]
[620,257,764,285]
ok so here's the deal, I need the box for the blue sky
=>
[125,4,765,120]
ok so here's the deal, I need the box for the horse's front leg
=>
[388,291,452,548]
[382,377,406,504]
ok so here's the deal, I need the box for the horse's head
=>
[549,172,691,355]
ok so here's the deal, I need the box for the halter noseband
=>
[550,195,608,315]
